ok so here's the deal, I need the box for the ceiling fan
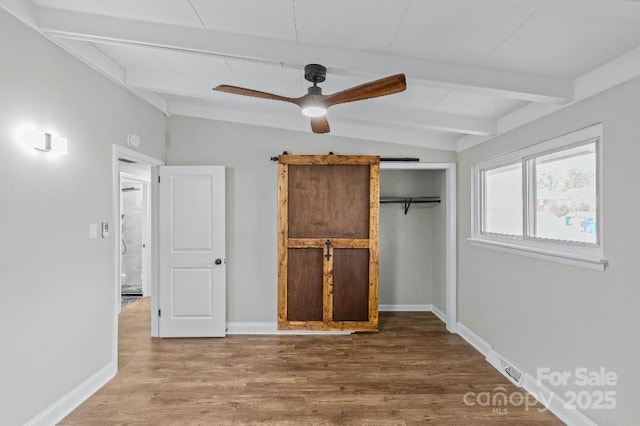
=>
[212,64,406,134]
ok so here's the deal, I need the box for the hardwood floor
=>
[61,298,561,425]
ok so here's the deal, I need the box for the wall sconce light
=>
[23,127,68,154]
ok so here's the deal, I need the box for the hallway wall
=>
[0,9,166,425]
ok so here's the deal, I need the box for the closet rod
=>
[380,196,441,215]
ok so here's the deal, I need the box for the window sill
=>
[467,238,608,271]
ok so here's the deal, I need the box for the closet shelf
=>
[380,196,441,215]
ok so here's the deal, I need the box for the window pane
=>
[484,163,522,235]
[534,142,597,243]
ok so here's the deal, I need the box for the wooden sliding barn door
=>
[278,155,379,331]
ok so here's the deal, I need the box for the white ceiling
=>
[5,0,640,150]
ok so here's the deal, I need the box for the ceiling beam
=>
[0,0,39,28]
[55,38,125,84]
[125,71,496,136]
[327,104,496,137]
[38,7,573,104]
[167,99,460,152]
[52,38,168,114]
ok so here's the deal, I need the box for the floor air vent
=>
[486,349,524,387]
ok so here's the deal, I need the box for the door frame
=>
[112,145,164,365]
[380,162,457,333]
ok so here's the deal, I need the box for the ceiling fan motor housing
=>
[304,64,327,84]
[307,85,322,95]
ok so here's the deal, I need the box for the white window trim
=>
[470,123,607,271]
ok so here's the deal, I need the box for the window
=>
[471,124,606,271]
[483,162,522,236]
[532,143,597,244]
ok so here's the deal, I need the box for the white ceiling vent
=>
[486,349,524,387]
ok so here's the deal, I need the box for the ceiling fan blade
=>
[324,74,406,107]
[213,84,300,105]
[310,116,330,134]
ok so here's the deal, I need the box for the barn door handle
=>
[324,239,332,261]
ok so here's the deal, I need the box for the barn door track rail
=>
[271,152,419,162]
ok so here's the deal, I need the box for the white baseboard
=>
[227,304,450,335]
[457,323,596,426]
[431,305,447,323]
[523,373,597,426]
[226,322,352,335]
[379,304,432,312]
[26,361,116,426]
[226,305,449,334]
[456,322,491,356]
[226,322,278,334]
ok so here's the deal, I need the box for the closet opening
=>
[379,163,457,332]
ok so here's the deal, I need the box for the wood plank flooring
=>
[61,298,561,425]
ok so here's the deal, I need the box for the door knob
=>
[214,258,223,265]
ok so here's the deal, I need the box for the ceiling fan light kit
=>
[213,64,406,134]
[301,105,327,117]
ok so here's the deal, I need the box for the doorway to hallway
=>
[112,145,164,364]
[119,173,149,307]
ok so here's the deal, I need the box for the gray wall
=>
[457,77,640,424]
[0,9,166,425]
[166,116,456,322]
[379,170,446,309]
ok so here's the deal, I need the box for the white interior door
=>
[159,166,226,337]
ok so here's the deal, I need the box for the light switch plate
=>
[101,221,109,238]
